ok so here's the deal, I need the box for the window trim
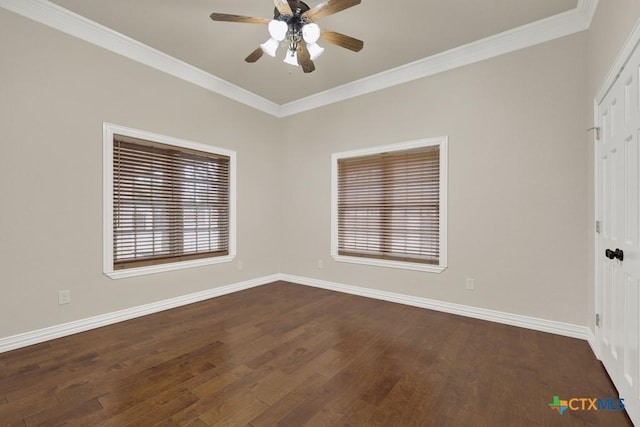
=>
[103,123,236,279]
[331,137,448,273]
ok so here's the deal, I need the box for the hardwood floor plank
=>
[0,393,59,426]
[167,364,276,424]
[247,373,330,427]
[198,390,269,426]
[360,369,402,407]
[23,397,103,426]
[123,391,200,427]
[335,399,376,426]
[96,387,191,427]
[272,334,405,426]
[190,364,254,401]
[0,281,632,426]
[250,348,344,408]
[180,418,209,427]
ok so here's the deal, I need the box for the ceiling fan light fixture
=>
[209,0,364,73]
[302,23,321,44]
[260,38,280,57]
[283,49,299,66]
[268,19,288,41]
[307,43,325,60]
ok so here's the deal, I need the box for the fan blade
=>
[296,43,315,73]
[303,0,361,21]
[209,13,270,24]
[274,0,293,16]
[245,47,264,63]
[320,30,363,52]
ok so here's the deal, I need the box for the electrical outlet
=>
[237,261,243,271]
[465,278,475,291]
[58,290,71,305]
[317,259,324,269]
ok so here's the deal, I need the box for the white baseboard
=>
[278,274,591,341]
[587,328,600,359]
[0,274,279,354]
[0,272,593,353]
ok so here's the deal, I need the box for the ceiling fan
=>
[210,0,363,73]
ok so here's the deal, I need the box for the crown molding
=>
[596,15,640,104]
[1,0,597,118]
[0,0,281,116]
[577,0,600,28]
[280,1,597,116]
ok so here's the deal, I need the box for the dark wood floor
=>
[0,281,631,426]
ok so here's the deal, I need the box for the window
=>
[103,124,235,279]
[331,137,447,272]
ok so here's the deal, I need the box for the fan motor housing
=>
[274,1,310,20]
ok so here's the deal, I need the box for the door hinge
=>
[588,126,601,141]
[596,313,600,327]
[596,220,601,234]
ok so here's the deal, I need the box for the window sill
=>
[333,255,446,273]
[105,255,235,279]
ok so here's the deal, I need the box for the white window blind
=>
[337,145,440,265]
[112,135,230,270]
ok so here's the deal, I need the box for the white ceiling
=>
[2,0,595,115]
[45,0,578,104]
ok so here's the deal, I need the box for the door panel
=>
[597,40,640,425]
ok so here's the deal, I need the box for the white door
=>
[597,39,640,425]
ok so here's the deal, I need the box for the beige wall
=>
[1,4,614,340]
[280,33,589,325]
[586,2,640,332]
[0,10,282,337]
